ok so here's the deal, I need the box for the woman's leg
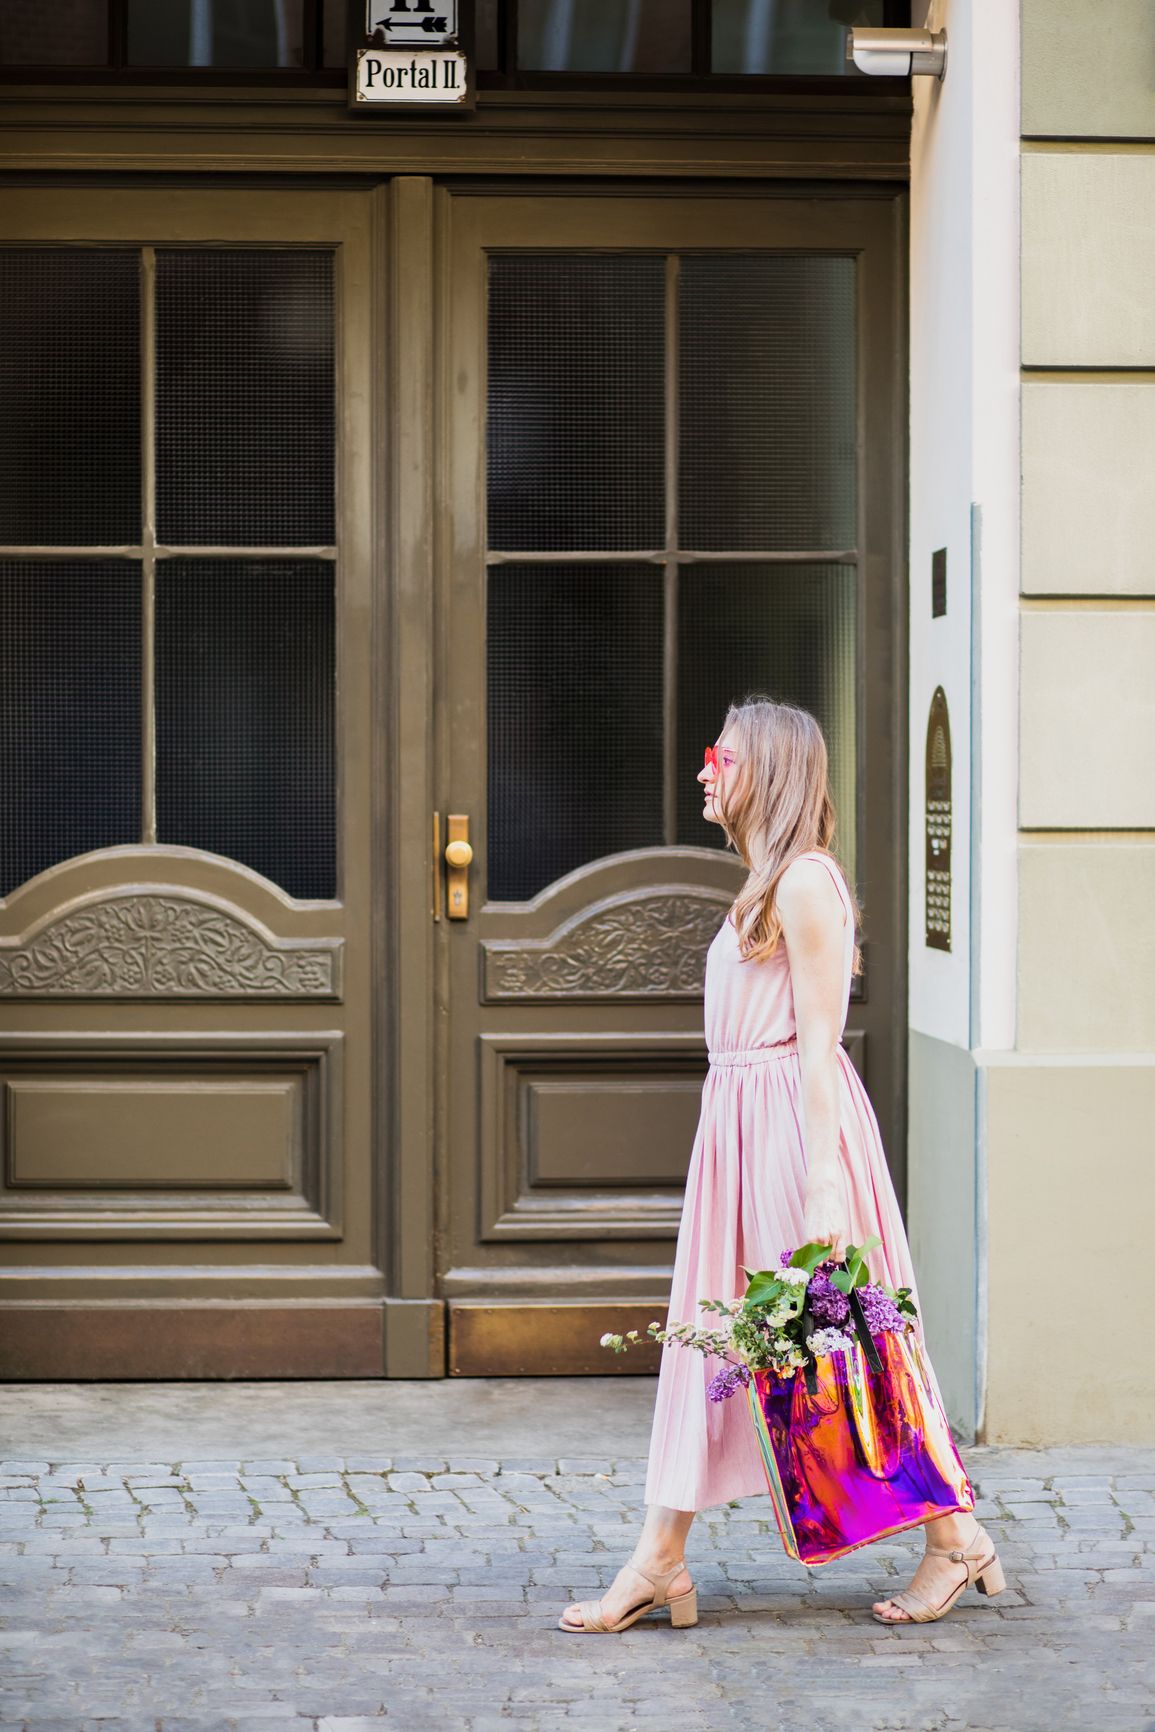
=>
[560,1503,695,1630]
[872,1509,986,1622]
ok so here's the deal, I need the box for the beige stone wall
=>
[1019,612,1155,828]
[1021,0,1155,139]
[1019,842,1155,1052]
[983,0,1155,1443]
[1021,383,1155,597]
[984,1059,1155,1445]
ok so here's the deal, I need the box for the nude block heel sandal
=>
[559,1557,699,1634]
[872,1521,1007,1625]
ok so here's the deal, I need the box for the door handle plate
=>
[445,813,471,919]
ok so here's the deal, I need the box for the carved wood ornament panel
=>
[0,892,342,1000]
[482,887,730,1003]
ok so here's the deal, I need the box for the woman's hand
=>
[802,1169,850,1263]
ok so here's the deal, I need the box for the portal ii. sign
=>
[351,0,471,112]
[355,47,468,101]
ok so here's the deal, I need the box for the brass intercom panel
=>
[925,686,951,951]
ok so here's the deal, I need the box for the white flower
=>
[807,1328,855,1355]
[779,1265,810,1286]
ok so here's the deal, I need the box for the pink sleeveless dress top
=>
[644,850,923,1513]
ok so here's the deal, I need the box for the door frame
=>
[382,179,908,1372]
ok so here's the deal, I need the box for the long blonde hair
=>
[712,697,861,971]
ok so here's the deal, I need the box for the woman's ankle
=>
[925,1511,979,1548]
[629,1548,686,1576]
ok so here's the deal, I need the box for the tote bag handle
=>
[801,1262,884,1395]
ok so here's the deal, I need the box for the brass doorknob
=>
[445,839,473,869]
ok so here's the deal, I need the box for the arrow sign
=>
[367,0,457,45]
[376,15,448,30]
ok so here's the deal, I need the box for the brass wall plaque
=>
[925,686,952,951]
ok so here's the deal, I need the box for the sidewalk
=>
[0,1382,1151,1732]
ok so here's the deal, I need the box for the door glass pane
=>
[0,561,141,896]
[0,249,140,546]
[0,1,109,64]
[712,0,885,75]
[155,250,334,546]
[127,0,305,66]
[322,0,347,66]
[679,255,856,551]
[475,0,499,69]
[518,0,691,72]
[676,563,857,875]
[488,565,664,901]
[488,255,665,551]
[156,559,336,899]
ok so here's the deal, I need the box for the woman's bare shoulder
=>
[777,854,846,926]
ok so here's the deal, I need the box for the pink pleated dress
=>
[644,850,923,1513]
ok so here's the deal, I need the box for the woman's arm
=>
[776,858,851,1258]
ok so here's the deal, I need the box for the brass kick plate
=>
[448,1302,665,1376]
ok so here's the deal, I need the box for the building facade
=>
[0,1,1150,1444]
[907,0,1155,1445]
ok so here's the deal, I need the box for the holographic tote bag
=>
[747,1323,975,1567]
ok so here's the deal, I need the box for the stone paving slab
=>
[0,1446,1152,1732]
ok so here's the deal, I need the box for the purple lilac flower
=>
[805,1267,851,1327]
[857,1284,906,1335]
[779,1248,795,1268]
[707,1364,752,1403]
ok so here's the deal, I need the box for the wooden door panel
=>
[479,1031,705,1244]
[0,1032,341,1242]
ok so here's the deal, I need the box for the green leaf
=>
[841,1232,882,1289]
[752,1288,803,1322]
[830,1270,852,1294]
[743,1269,785,1300]
[789,1241,833,1276]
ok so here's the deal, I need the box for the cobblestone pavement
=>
[1,1446,1152,1732]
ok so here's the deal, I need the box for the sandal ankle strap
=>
[926,1520,984,1563]
[627,1555,686,1588]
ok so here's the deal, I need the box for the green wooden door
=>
[436,189,906,1373]
[0,188,385,1376]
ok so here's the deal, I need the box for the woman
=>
[560,698,1000,1634]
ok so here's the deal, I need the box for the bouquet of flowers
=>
[603,1236,973,1566]
[601,1234,917,1396]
